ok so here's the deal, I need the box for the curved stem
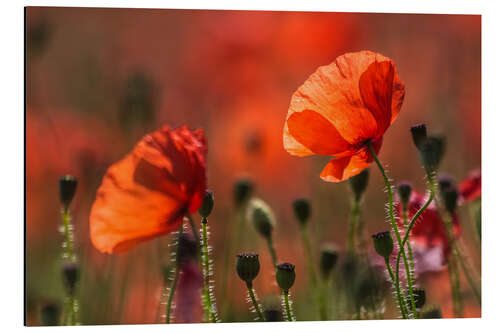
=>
[384,257,407,318]
[246,283,265,321]
[401,208,417,318]
[367,141,409,318]
[455,243,481,304]
[266,236,278,268]
[186,214,200,245]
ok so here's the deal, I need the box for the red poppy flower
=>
[396,191,461,260]
[283,50,405,182]
[89,125,207,254]
[459,169,481,203]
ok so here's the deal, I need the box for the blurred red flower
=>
[396,191,461,260]
[89,125,207,254]
[283,50,405,182]
[459,169,481,203]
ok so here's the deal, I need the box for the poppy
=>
[89,125,207,254]
[459,169,481,203]
[396,191,460,261]
[283,50,405,182]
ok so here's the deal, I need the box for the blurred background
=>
[26,7,481,325]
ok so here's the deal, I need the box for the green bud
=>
[62,262,79,296]
[247,198,275,238]
[236,253,260,285]
[319,244,338,279]
[199,190,214,218]
[59,175,78,209]
[177,232,199,264]
[420,305,442,319]
[292,198,311,226]
[372,231,394,258]
[419,136,446,174]
[397,182,412,208]
[40,302,60,326]
[234,178,254,207]
[349,169,369,201]
[442,187,458,213]
[276,262,295,292]
[437,173,455,193]
[410,124,428,150]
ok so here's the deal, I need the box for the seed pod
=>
[410,124,428,150]
[62,262,79,296]
[319,244,338,279]
[234,178,254,207]
[276,262,296,292]
[372,231,394,259]
[247,198,275,238]
[397,182,412,208]
[59,175,78,209]
[236,253,260,285]
[199,190,214,218]
[292,198,311,226]
[40,302,60,326]
[349,169,370,201]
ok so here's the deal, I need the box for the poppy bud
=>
[62,262,79,296]
[234,178,254,207]
[372,231,394,259]
[397,182,412,208]
[276,262,295,292]
[419,136,446,174]
[319,244,338,279]
[247,198,275,239]
[420,305,442,319]
[410,124,428,150]
[262,295,283,322]
[292,198,311,226]
[407,288,426,309]
[177,232,199,265]
[264,308,283,322]
[40,302,60,326]
[236,252,260,286]
[59,175,78,209]
[199,190,214,218]
[442,188,459,213]
[349,169,370,201]
[438,173,455,193]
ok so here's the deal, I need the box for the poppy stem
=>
[299,225,324,319]
[401,207,418,318]
[266,235,278,269]
[186,214,201,245]
[281,290,296,321]
[60,208,80,325]
[201,217,219,323]
[383,257,406,318]
[245,282,265,321]
[347,199,360,256]
[367,141,411,318]
[165,225,184,324]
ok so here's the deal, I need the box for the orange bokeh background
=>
[26,7,480,325]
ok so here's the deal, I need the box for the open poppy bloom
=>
[89,125,207,254]
[396,191,461,261]
[459,169,481,203]
[283,50,405,182]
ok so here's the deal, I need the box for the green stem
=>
[384,257,407,319]
[186,214,200,245]
[201,217,219,322]
[282,290,295,321]
[402,208,418,318]
[348,199,360,256]
[443,212,464,317]
[455,242,481,304]
[367,141,409,318]
[300,225,324,319]
[61,208,79,325]
[246,282,265,321]
[266,236,278,268]
[165,265,180,324]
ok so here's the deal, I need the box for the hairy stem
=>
[201,217,219,323]
[282,290,296,321]
[367,141,409,318]
[246,282,265,321]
